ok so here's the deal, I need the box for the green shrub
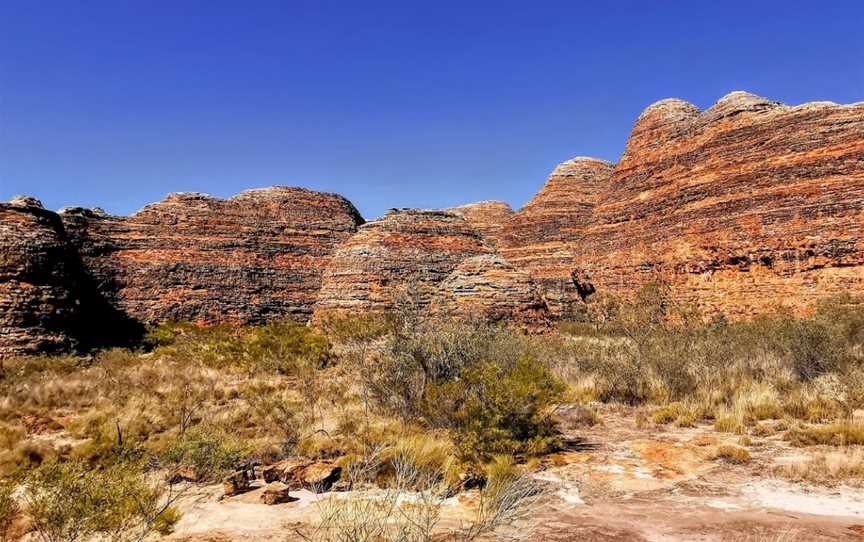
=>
[152,505,182,536]
[143,321,198,348]
[23,460,168,542]
[423,357,566,462]
[160,425,251,481]
[157,321,331,375]
[367,321,526,419]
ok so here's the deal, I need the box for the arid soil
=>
[163,406,864,542]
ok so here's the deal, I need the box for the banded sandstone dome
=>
[501,91,864,318]
[313,209,491,315]
[61,186,363,326]
[1,91,862,355]
[0,197,82,355]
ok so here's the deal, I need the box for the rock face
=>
[314,209,491,315]
[431,254,549,326]
[500,158,614,317]
[0,198,81,355]
[2,91,861,356]
[445,201,513,248]
[504,92,864,317]
[60,187,363,326]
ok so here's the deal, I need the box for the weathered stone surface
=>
[0,197,81,355]
[222,468,253,496]
[314,209,491,315]
[445,201,513,248]
[260,484,298,504]
[282,461,342,492]
[505,92,864,318]
[431,254,549,326]
[60,187,363,326]
[500,158,614,317]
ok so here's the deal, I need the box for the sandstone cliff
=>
[60,187,364,326]
[0,197,81,355]
[3,91,861,356]
[500,158,614,317]
[313,209,491,315]
[431,254,549,326]
[445,201,513,248]
[504,92,864,317]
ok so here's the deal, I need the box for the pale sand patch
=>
[743,480,864,517]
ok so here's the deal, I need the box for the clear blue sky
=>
[1,1,862,219]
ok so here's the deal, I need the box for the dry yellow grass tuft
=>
[712,444,751,464]
[786,420,864,447]
[776,449,864,485]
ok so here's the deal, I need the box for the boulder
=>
[284,461,342,492]
[222,469,253,496]
[260,484,299,505]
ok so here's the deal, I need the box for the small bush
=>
[159,425,251,481]
[152,505,183,536]
[23,460,169,542]
[713,408,745,435]
[652,403,687,425]
[423,357,566,462]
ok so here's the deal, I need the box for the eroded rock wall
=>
[500,158,614,317]
[431,254,549,327]
[445,201,513,248]
[504,92,864,317]
[313,209,492,315]
[60,187,364,325]
[0,198,81,355]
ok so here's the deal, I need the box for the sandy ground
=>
[166,406,864,541]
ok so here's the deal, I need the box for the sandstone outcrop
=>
[0,197,81,355]
[431,254,549,326]
[445,201,513,247]
[2,91,861,357]
[504,92,864,317]
[314,209,491,315]
[500,158,614,317]
[60,187,363,326]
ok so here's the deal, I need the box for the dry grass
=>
[776,449,864,485]
[711,444,751,464]
[786,420,864,447]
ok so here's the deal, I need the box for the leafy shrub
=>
[23,460,173,542]
[366,321,527,420]
[159,425,251,481]
[423,357,566,461]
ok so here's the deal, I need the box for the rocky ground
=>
[162,405,864,542]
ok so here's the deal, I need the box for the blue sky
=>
[1,1,862,219]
